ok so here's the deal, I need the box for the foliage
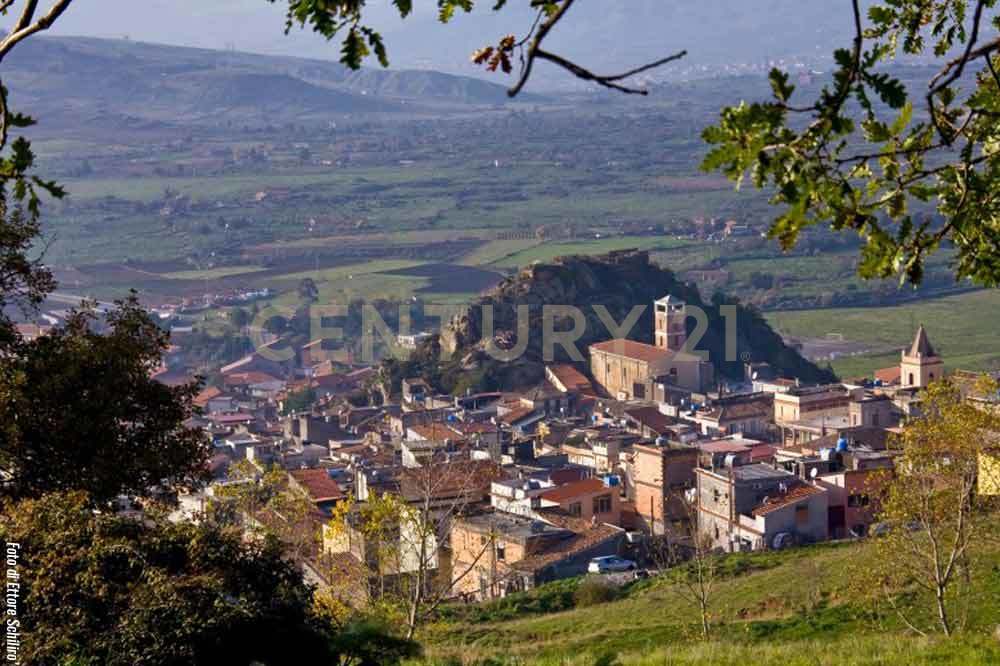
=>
[271,1,682,96]
[328,618,422,666]
[282,386,318,414]
[573,577,619,607]
[0,491,336,666]
[857,377,1000,636]
[702,1,1000,286]
[0,294,210,504]
[420,539,1000,664]
[213,460,319,563]
[435,577,580,624]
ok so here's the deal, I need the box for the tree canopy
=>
[0,295,210,504]
[0,491,340,665]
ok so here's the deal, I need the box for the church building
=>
[900,324,944,389]
[589,295,714,399]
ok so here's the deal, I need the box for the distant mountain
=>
[46,1,865,85]
[2,35,540,126]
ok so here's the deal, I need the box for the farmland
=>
[14,36,995,377]
[767,289,1000,378]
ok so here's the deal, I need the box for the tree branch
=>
[506,0,685,97]
[0,0,74,62]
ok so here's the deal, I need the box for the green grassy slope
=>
[415,540,1000,665]
[767,290,1000,378]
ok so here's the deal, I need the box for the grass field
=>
[415,538,1000,665]
[766,289,1000,378]
[162,265,266,280]
[490,237,692,269]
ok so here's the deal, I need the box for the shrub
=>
[573,578,619,607]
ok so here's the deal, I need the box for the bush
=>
[573,578,619,607]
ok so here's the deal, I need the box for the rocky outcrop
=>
[435,249,834,391]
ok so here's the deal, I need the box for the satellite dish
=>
[751,371,759,380]
[809,467,819,479]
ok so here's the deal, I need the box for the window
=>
[847,494,870,508]
[795,504,809,526]
[495,543,506,562]
[872,412,880,426]
[593,494,612,514]
[908,373,915,385]
[568,502,582,517]
[713,488,721,503]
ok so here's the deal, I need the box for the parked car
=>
[587,556,636,574]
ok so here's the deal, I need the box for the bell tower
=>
[654,294,687,352]
[900,324,944,388]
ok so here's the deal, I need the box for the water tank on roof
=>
[655,435,667,447]
[724,453,739,468]
[820,448,835,461]
[603,475,620,487]
[836,436,849,452]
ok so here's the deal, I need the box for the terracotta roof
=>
[223,370,282,386]
[193,386,223,407]
[450,421,499,435]
[748,444,778,462]
[510,523,622,573]
[874,366,901,384]
[289,468,345,503]
[540,477,606,503]
[399,459,505,501]
[589,339,672,364]
[499,405,536,425]
[625,406,674,433]
[408,423,461,441]
[753,484,824,516]
[547,364,593,392]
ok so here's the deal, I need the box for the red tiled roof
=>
[510,523,622,573]
[193,386,223,407]
[450,421,499,435]
[874,366,901,384]
[289,469,345,503]
[749,444,778,462]
[409,423,461,441]
[753,484,824,516]
[223,370,282,386]
[499,405,536,425]
[625,406,674,433]
[589,339,672,364]
[547,364,593,392]
[540,477,606,503]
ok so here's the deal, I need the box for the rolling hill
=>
[2,35,540,127]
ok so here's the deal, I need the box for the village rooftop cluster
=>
[96,290,1000,605]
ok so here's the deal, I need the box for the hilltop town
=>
[160,256,999,617]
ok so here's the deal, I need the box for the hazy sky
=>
[42,1,854,76]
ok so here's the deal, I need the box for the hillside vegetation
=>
[416,539,1000,665]
[421,249,834,393]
